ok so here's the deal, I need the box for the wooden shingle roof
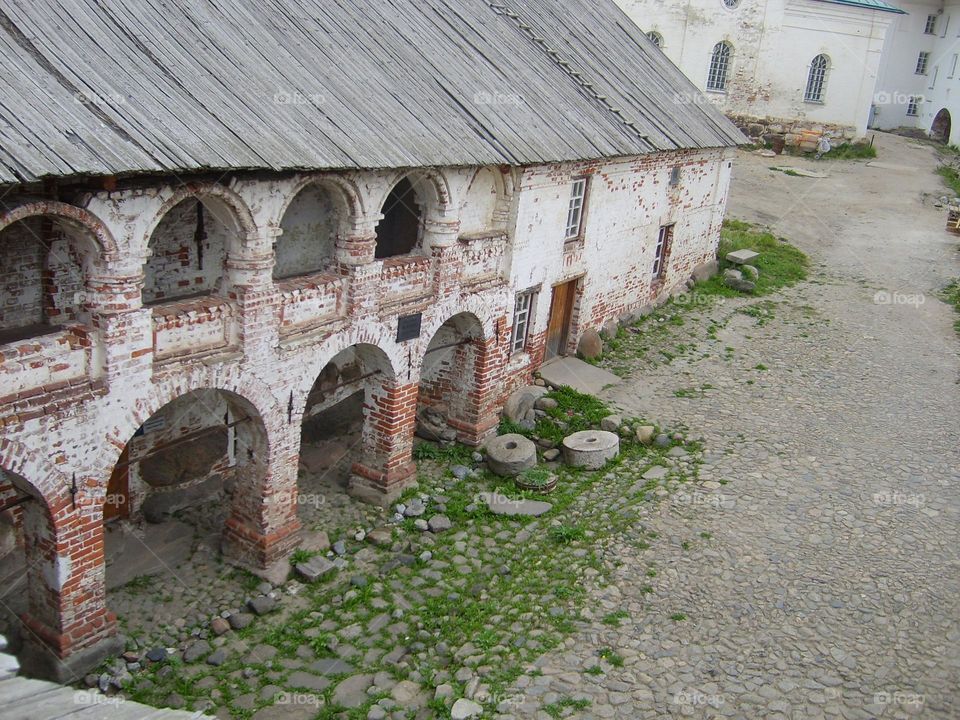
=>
[0,0,746,185]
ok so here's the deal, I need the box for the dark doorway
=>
[375,177,422,259]
[545,279,577,360]
[932,108,952,144]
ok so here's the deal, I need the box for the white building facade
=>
[617,0,905,146]
[873,1,960,145]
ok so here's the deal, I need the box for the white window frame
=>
[511,290,537,353]
[925,14,937,35]
[804,54,829,103]
[652,224,674,278]
[916,51,930,75]
[565,177,588,240]
[646,31,663,48]
[707,42,732,92]
[906,97,919,117]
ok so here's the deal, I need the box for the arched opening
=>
[459,167,504,236]
[932,108,952,144]
[275,183,344,279]
[707,41,733,92]
[0,469,53,656]
[805,54,829,103]
[299,345,396,523]
[375,176,425,259]
[646,31,663,49]
[104,389,268,593]
[143,198,233,305]
[0,216,87,344]
[417,313,493,447]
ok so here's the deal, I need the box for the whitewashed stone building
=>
[872,1,960,144]
[617,0,906,146]
[0,0,743,679]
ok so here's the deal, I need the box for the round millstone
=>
[562,430,620,469]
[485,433,537,477]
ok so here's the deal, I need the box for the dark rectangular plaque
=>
[396,313,423,342]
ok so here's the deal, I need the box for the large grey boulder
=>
[503,386,548,423]
[600,319,619,340]
[577,328,603,360]
[485,434,537,477]
[692,258,719,282]
[723,268,755,293]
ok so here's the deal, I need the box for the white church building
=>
[616,0,907,146]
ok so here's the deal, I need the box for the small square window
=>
[669,166,682,187]
[925,14,937,35]
[511,290,537,353]
[907,97,919,117]
[916,51,930,75]
[565,177,588,240]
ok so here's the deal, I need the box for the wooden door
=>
[545,280,577,360]
[104,446,130,523]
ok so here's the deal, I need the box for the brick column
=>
[423,219,461,300]
[19,494,121,682]
[221,422,301,579]
[336,221,380,317]
[87,259,153,386]
[454,331,505,446]
[349,378,418,506]
[226,229,280,363]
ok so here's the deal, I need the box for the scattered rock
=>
[146,647,167,663]
[653,434,672,448]
[636,426,656,445]
[332,674,374,708]
[451,698,483,719]
[210,617,230,636]
[600,415,622,432]
[366,527,393,547]
[296,555,337,582]
[247,596,277,616]
[692,259,719,282]
[228,613,253,630]
[741,264,760,280]
[332,540,347,556]
[502,385,549,423]
[643,465,668,480]
[450,465,471,480]
[164,693,186,709]
[667,446,689,458]
[577,328,603,360]
[414,519,429,531]
[534,397,558,411]
[428,515,452,533]
[543,448,560,462]
[182,640,211,663]
[485,434,537,477]
[600,319,619,340]
[206,649,226,666]
[404,499,426,517]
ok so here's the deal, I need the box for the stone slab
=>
[480,492,553,517]
[538,357,620,395]
[725,249,760,265]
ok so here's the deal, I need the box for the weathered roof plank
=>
[0,0,746,184]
